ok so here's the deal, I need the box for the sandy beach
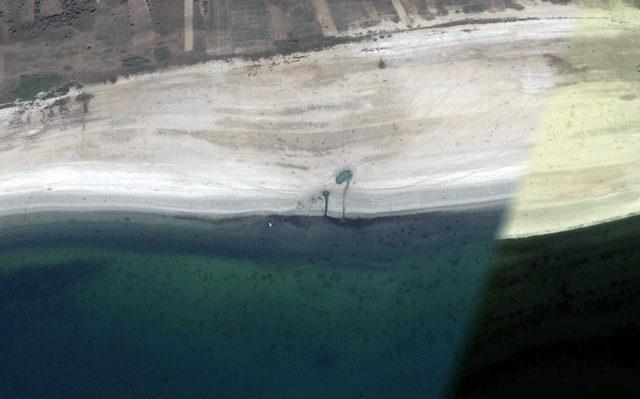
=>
[8,4,639,237]
[0,13,584,223]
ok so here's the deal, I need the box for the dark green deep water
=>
[0,210,501,399]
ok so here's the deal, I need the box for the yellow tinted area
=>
[501,3,640,238]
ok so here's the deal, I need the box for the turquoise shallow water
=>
[0,211,500,398]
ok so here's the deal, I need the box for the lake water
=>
[0,210,501,399]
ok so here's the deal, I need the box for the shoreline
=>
[501,208,640,240]
[0,169,511,221]
[0,206,504,264]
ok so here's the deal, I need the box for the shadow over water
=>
[1,210,502,399]
[454,213,640,398]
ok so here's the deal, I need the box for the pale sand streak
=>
[22,0,35,24]
[267,4,290,42]
[184,0,194,52]
[310,0,338,36]
[0,17,578,220]
[128,0,155,46]
[390,0,411,24]
[424,0,439,16]
[362,0,380,20]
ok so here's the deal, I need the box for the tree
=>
[335,169,353,219]
[322,190,330,217]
